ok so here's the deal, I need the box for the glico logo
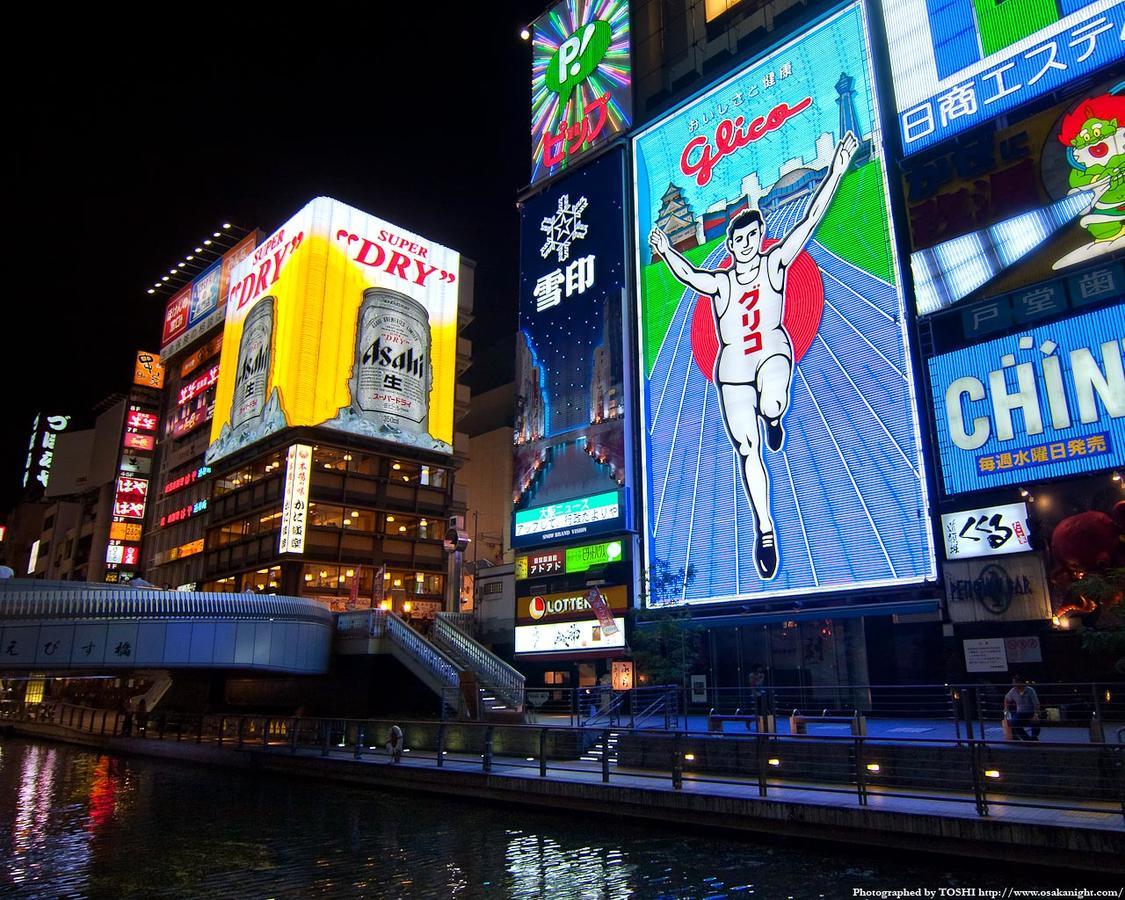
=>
[529,594,589,620]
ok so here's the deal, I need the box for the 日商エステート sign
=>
[881,0,1123,155]
[633,3,934,607]
[928,303,1125,495]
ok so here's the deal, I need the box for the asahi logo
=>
[362,336,425,379]
[529,593,589,620]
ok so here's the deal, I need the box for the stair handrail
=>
[384,612,460,689]
[581,688,625,727]
[433,614,525,710]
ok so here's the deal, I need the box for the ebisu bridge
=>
[0,579,333,674]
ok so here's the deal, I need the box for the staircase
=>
[432,613,525,720]
[581,729,622,767]
[334,611,524,720]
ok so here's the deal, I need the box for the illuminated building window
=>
[382,514,444,541]
[245,566,282,593]
[705,0,749,21]
[24,678,45,705]
[543,671,569,686]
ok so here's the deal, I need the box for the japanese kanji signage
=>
[279,443,312,554]
[513,490,625,549]
[515,148,631,551]
[882,0,1123,154]
[905,70,1125,318]
[21,413,69,493]
[113,476,149,520]
[928,303,1125,494]
[530,0,631,184]
[633,3,935,607]
[941,502,1032,560]
[133,350,165,389]
[516,539,626,580]
[161,233,259,357]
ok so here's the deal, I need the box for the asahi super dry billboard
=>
[207,197,461,464]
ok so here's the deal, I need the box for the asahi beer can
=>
[350,288,432,432]
[231,296,274,430]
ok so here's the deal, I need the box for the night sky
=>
[6,6,547,513]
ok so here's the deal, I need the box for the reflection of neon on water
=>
[912,190,1095,316]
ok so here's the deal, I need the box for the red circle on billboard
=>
[529,596,546,620]
[688,240,824,383]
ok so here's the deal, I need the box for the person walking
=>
[1004,675,1041,741]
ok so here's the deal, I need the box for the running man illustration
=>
[649,131,859,580]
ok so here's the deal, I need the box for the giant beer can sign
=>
[207,197,461,465]
[351,288,432,432]
[231,297,274,429]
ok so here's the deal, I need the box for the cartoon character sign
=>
[1055,92,1125,270]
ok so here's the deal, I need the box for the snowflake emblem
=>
[540,194,589,263]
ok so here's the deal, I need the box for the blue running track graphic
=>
[643,202,933,605]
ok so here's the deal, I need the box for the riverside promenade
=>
[4,709,1123,875]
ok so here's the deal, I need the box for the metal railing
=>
[384,613,461,690]
[433,614,525,711]
[6,703,1123,823]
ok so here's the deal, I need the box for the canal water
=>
[0,737,1085,898]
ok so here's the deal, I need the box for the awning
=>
[636,598,942,630]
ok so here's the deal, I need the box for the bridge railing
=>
[6,704,1123,823]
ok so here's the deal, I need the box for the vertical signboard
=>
[514,148,630,549]
[927,303,1125,495]
[531,0,631,184]
[133,351,165,389]
[881,0,1123,154]
[278,443,311,554]
[22,413,70,492]
[633,3,934,606]
[207,197,461,465]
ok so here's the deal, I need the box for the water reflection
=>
[0,737,1085,898]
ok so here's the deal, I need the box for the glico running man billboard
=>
[634,2,935,607]
[207,197,461,465]
[881,0,1123,155]
[514,148,629,549]
[928,303,1125,495]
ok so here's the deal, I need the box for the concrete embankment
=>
[5,720,1123,874]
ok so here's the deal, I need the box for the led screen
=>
[633,3,935,607]
[928,302,1125,494]
[881,0,1122,154]
[905,71,1125,316]
[530,0,631,185]
[514,148,630,550]
[207,197,461,465]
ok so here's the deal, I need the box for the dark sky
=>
[5,6,546,512]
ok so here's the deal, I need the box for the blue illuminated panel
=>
[632,3,935,607]
[928,303,1125,495]
[882,0,1123,154]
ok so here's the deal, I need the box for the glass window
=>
[302,564,376,596]
[203,575,238,592]
[341,508,376,531]
[313,446,348,472]
[208,508,281,547]
[306,502,344,528]
[213,452,283,496]
[349,452,380,476]
[382,513,444,541]
[245,566,281,593]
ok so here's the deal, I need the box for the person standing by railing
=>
[1004,675,1041,741]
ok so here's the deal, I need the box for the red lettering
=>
[679,97,814,187]
[355,239,386,268]
[385,251,411,280]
